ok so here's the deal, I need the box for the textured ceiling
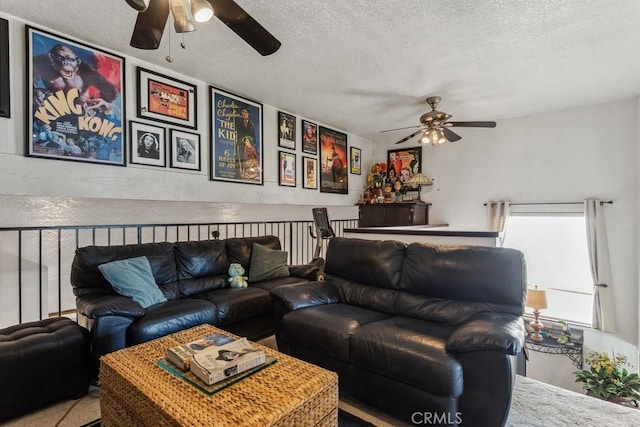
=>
[2,0,640,143]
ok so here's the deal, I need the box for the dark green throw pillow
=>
[248,243,290,282]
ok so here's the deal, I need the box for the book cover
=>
[189,337,266,385]
[166,333,235,370]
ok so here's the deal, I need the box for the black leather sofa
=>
[71,235,317,365]
[272,237,526,426]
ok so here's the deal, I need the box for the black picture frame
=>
[278,150,296,187]
[319,126,348,194]
[0,18,10,118]
[387,146,423,190]
[26,26,126,165]
[137,67,197,129]
[301,119,318,154]
[170,129,201,171]
[130,121,166,167]
[302,156,318,189]
[350,147,361,175]
[278,111,296,150]
[210,86,263,185]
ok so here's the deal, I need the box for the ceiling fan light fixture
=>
[420,131,431,145]
[171,0,197,32]
[191,0,214,22]
[126,0,150,12]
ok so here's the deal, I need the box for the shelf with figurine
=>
[525,321,584,368]
[359,162,424,205]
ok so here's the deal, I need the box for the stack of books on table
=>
[166,335,266,386]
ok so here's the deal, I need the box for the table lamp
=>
[525,286,548,342]
[406,173,433,202]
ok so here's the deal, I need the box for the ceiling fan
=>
[381,96,496,145]
[125,0,281,56]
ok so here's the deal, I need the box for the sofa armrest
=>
[271,280,342,312]
[446,312,525,355]
[76,294,146,319]
[288,264,320,281]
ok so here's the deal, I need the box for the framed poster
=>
[279,151,296,187]
[350,147,361,175]
[319,126,348,194]
[278,111,296,150]
[170,129,200,171]
[210,86,263,184]
[0,18,9,118]
[302,156,317,189]
[130,121,166,167]
[301,119,317,154]
[387,146,422,190]
[137,67,197,129]
[26,26,125,165]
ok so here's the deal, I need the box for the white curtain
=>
[486,201,510,246]
[585,199,616,332]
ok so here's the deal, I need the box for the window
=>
[502,208,593,325]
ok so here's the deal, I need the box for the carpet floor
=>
[4,375,640,426]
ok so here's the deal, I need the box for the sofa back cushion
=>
[325,237,406,315]
[174,240,229,296]
[397,243,526,324]
[225,236,282,274]
[71,242,179,299]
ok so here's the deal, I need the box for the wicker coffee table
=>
[100,324,338,426]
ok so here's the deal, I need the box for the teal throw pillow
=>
[98,256,167,308]
[248,243,290,282]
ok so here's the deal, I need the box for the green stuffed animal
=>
[227,263,248,288]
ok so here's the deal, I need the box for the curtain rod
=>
[483,201,613,206]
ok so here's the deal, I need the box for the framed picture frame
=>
[279,151,296,187]
[130,121,166,167]
[302,156,318,189]
[210,86,263,185]
[301,120,318,155]
[319,126,348,194]
[387,146,423,190]
[278,111,296,150]
[137,67,197,129]
[26,26,125,165]
[350,147,361,175]
[0,18,10,118]
[170,129,200,170]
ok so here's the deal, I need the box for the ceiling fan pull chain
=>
[166,16,174,62]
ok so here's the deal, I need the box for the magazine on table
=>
[166,333,235,370]
[190,337,266,385]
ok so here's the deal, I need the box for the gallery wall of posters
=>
[210,86,263,185]
[26,26,125,165]
[319,126,348,194]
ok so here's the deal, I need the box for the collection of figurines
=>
[360,162,413,204]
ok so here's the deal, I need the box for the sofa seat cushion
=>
[250,276,310,293]
[126,299,217,346]
[281,304,389,362]
[194,287,272,326]
[351,316,463,397]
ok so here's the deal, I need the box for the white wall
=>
[374,98,639,351]
[0,13,370,210]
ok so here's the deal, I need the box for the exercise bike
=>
[309,207,335,280]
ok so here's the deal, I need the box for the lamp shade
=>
[407,172,433,186]
[525,288,548,310]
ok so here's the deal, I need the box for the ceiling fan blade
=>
[380,124,422,134]
[395,129,424,145]
[208,0,281,56]
[447,121,497,128]
[442,127,462,142]
[130,0,170,50]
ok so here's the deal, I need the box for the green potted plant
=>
[574,351,640,406]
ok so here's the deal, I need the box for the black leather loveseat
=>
[71,235,317,365]
[272,237,526,426]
